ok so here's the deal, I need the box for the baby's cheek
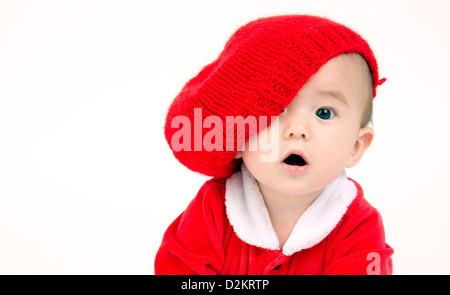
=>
[317,144,349,171]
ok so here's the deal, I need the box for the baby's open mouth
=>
[283,154,307,166]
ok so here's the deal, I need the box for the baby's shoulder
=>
[345,179,381,219]
[198,177,227,200]
[186,177,228,215]
[332,178,386,239]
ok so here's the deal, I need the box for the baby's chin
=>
[275,184,326,199]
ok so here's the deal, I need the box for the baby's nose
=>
[284,122,311,141]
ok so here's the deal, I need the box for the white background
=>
[1,0,449,274]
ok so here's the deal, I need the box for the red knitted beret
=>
[165,15,383,178]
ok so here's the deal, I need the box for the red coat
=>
[155,169,393,275]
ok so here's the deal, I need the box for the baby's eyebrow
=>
[318,90,348,106]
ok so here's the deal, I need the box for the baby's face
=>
[236,54,374,198]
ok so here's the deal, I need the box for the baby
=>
[155,15,393,275]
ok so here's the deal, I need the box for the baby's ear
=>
[345,127,374,168]
[234,151,242,159]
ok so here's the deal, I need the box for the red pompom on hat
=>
[164,15,383,178]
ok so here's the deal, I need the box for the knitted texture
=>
[165,15,382,178]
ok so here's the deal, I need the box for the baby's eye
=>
[315,107,336,120]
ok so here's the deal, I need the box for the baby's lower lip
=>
[280,162,309,174]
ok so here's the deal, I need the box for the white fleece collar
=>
[225,164,357,256]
